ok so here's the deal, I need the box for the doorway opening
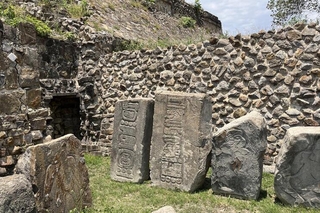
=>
[49,95,82,140]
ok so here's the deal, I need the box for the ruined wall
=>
[0,21,127,176]
[154,0,222,34]
[1,21,320,175]
[96,23,320,165]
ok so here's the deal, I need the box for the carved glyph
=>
[150,91,212,192]
[110,99,154,183]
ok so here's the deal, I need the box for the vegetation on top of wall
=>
[179,16,196,28]
[0,3,52,36]
[64,0,91,19]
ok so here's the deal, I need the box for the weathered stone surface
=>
[110,98,154,183]
[212,111,267,200]
[0,174,36,213]
[15,134,92,213]
[274,127,320,207]
[152,205,176,213]
[0,91,22,114]
[19,67,39,88]
[26,88,41,109]
[150,91,212,192]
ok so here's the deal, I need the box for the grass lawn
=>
[82,154,318,213]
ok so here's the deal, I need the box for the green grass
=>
[82,154,318,213]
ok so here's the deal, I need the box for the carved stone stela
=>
[15,134,92,213]
[110,99,154,183]
[150,91,212,192]
[211,111,267,200]
[275,127,320,208]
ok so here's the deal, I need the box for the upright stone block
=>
[150,91,212,192]
[110,98,154,183]
[211,111,267,200]
[275,127,320,207]
[15,134,92,213]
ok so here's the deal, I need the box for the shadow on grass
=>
[257,189,267,201]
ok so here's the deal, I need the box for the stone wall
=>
[0,21,128,176]
[153,0,222,34]
[1,20,320,174]
[96,23,320,165]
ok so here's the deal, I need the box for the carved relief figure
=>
[115,101,139,179]
[289,138,320,196]
[160,96,185,184]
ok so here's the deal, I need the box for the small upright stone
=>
[275,127,320,208]
[212,111,267,200]
[150,91,212,192]
[110,98,154,183]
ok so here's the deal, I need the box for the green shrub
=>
[0,4,51,37]
[25,16,52,36]
[179,16,196,28]
[65,0,91,19]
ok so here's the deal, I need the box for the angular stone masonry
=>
[2,16,320,173]
[274,127,320,207]
[110,98,154,183]
[212,111,267,200]
[15,134,92,213]
[150,91,212,192]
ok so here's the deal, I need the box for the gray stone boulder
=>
[110,98,154,183]
[274,127,320,207]
[150,91,212,192]
[15,134,92,213]
[0,174,36,213]
[211,111,267,200]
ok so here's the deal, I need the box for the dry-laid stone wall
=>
[98,22,320,165]
[1,19,320,173]
[0,20,128,176]
[153,0,222,33]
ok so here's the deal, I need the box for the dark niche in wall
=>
[49,94,82,140]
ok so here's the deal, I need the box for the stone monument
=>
[211,111,267,200]
[110,98,154,183]
[15,134,92,213]
[274,127,320,207]
[150,91,212,192]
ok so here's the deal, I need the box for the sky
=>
[185,0,273,35]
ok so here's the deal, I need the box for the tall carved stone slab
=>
[150,91,212,192]
[110,98,154,183]
[275,127,320,207]
[15,134,92,213]
[212,111,267,200]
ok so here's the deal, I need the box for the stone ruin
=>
[110,98,154,183]
[212,111,267,200]
[150,91,212,192]
[0,134,92,213]
[2,10,320,209]
[111,93,266,199]
[110,93,320,207]
[275,127,320,208]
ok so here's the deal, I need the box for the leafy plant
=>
[0,4,51,36]
[179,16,196,28]
[267,0,320,26]
[194,0,202,15]
[65,0,91,19]
[25,16,52,36]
